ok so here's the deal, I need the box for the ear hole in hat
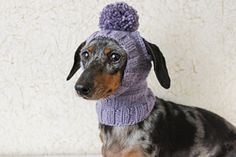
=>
[142,38,171,89]
[66,41,86,81]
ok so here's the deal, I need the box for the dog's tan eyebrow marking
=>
[104,47,112,55]
[87,46,95,53]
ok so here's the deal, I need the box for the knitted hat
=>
[86,2,156,126]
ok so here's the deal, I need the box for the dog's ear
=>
[66,41,86,81]
[143,38,171,89]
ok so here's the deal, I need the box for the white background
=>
[0,0,236,156]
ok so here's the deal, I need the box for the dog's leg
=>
[122,146,153,157]
[99,125,156,157]
[100,140,153,157]
[122,149,143,157]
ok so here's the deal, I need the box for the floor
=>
[0,155,102,157]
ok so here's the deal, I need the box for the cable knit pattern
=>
[86,30,155,126]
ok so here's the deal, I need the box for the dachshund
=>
[67,37,236,157]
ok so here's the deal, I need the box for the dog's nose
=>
[75,84,91,96]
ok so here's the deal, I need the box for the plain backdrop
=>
[0,0,236,156]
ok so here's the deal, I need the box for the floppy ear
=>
[66,41,86,81]
[143,38,171,89]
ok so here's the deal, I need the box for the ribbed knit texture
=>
[86,30,156,126]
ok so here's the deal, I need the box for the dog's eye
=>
[109,53,121,63]
[81,51,90,59]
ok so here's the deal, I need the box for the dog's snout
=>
[75,84,91,96]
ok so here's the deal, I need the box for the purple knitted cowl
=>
[86,2,156,126]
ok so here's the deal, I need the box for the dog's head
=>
[66,37,170,100]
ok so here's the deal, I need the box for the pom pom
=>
[99,2,139,32]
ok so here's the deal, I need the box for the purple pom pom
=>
[99,2,139,32]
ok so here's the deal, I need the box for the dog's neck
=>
[96,79,155,126]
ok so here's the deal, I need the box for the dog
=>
[66,37,236,157]
[66,2,236,156]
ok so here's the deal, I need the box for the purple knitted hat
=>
[86,2,155,126]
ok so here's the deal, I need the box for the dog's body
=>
[100,97,236,157]
[67,26,236,157]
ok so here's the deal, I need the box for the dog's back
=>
[150,98,236,156]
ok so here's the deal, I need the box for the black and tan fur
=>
[67,37,236,157]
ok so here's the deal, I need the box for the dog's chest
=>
[99,125,155,157]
